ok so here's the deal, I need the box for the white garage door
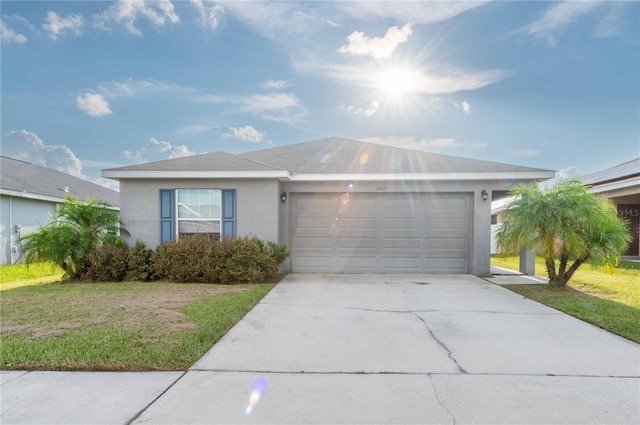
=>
[290,192,472,273]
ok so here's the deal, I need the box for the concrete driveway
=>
[136,274,639,424]
[2,274,639,424]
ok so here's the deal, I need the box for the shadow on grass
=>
[503,284,640,344]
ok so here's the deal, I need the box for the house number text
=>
[376,185,388,191]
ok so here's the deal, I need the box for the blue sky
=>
[1,1,638,190]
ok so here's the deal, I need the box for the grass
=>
[491,256,640,343]
[0,262,64,289]
[0,281,275,371]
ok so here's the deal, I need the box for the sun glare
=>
[375,67,418,98]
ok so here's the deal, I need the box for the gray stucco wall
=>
[119,177,525,275]
[0,195,57,265]
[119,179,280,248]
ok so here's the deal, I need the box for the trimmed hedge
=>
[78,237,289,284]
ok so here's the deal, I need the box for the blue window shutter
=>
[221,189,236,238]
[159,189,174,244]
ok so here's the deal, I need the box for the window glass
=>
[176,189,221,239]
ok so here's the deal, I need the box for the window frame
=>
[175,189,223,240]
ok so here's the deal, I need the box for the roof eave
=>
[289,171,556,182]
[0,189,119,210]
[102,170,292,180]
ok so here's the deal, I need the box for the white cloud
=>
[509,149,541,158]
[123,137,194,163]
[1,130,83,177]
[43,11,84,40]
[224,125,269,144]
[191,0,224,31]
[262,80,288,90]
[1,19,28,44]
[522,1,602,45]
[338,2,487,24]
[339,23,412,59]
[347,100,379,117]
[94,0,180,36]
[362,136,464,151]
[98,78,193,98]
[461,101,471,114]
[76,93,112,117]
[199,92,307,124]
[293,60,511,95]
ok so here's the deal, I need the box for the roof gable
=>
[1,156,119,206]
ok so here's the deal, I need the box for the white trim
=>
[1,188,69,204]
[587,176,640,194]
[103,170,555,182]
[288,172,556,182]
[0,189,119,210]
[102,170,291,180]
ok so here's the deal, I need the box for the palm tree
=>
[495,180,631,288]
[18,196,128,279]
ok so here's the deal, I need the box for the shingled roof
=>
[580,158,640,186]
[103,137,553,181]
[1,156,119,206]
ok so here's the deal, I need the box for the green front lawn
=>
[491,256,640,343]
[1,281,274,370]
[0,262,64,290]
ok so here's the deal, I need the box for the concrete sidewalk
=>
[2,274,639,424]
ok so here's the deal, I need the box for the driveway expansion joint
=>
[125,371,188,425]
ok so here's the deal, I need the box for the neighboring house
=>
[0,156,119,265]
[580,158,640,258]
[491,158,640,259]
[103,137,554,275]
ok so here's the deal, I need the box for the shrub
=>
[155,235,217,283]
[126,240,157,282]
[80,244,128,282]
[155,236,289,284]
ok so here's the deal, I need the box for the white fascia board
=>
[0,189,119,210]
[289,171,556,182]
[102,170,291,180]
[1,188,67,204]
[587,176,640,194]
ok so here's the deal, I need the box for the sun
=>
[374,67,419,98]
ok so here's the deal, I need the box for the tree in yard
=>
[18,196,128,279]
[495,180,631,288]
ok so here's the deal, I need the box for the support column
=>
[519,248,535,275]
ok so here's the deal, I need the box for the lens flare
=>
[340,193,350,205]
[245,378,266,415]
[359,153,368,165]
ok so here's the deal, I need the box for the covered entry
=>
[290,192,472,273]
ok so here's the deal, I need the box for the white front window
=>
[176,189,221,240]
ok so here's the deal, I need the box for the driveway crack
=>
[414,313,467,374]
[428,374,456,425]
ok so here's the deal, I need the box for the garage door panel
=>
[337,217,377,228]
[296,217,336,228]
[382,238,421,249]
[383,218,421,229]
[425,197,468,209]
[427,218,468,230]
[294,256,332,268]
[428,238,467,249]
[426,258,467,271]
[291,192,471,273]
[382,257,422,270]
[335,238,377,249]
